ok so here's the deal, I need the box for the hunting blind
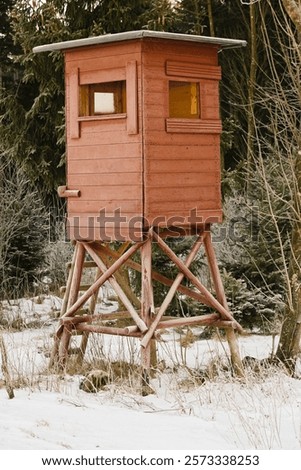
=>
[33,31,246,381]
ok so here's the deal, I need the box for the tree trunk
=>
[276,152,301,372]
[207,0,215,37]
[246,1,257,188]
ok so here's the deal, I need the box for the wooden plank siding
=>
[65,41,143,240]
[141,40,222,227]
[63,37,223,240]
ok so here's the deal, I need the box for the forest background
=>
[0,0,300,373]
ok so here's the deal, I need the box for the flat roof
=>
[33,30,247,54]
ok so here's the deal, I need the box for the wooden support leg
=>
[77,331,89,366]
[203,231,244,377]
[58,242,86,368]
[140,238,154,394]
[61,243,78,316]
[49,243,78,368]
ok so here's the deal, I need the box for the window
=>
[79,80,126,116]
[169,81,200,119]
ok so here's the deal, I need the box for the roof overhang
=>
[33,30,247,54]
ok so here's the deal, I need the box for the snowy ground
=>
[0,295,301,450]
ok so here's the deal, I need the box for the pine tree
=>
[0,0,19,86]
[174,0,207,35]
[0,0,165,194]
[142,0,177,31]
[0,157,48,299]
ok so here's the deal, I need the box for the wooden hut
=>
[33,31,246,378]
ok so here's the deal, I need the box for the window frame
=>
[165,60,222,135]
[79,80,127,117]
[68,61,138,139]
[169,80,201,120]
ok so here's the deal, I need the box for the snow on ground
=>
[0,295,301,450]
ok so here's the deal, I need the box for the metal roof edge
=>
[32,30,247,54]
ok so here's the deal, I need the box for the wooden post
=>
[58,242,86,367]
[49,243,78,368]
[203,230,244,377]
[140,238,155,393]
[61,244,78,316]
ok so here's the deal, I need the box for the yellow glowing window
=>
[169,81,200,119]
[79,80,126,116]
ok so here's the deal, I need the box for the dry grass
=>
[1,295,300,449]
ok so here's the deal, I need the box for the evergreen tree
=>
[0,1,67,193]
[0,157,48,299]
[174,0,206,35]
[0,0,19,88]
[0,0,167,194]
[143,0,177,31]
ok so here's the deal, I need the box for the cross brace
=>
[50,226,244,376]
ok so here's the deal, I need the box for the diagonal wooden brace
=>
[141,232,205,349]
[60,241,146,330]
[93,245,141,309]
[98,243,212,307]
[152,230,243,333]
[83,242,148,333]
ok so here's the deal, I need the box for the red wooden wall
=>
[65,41,143,240]
[64,37,223,241]
[142,39,222,228]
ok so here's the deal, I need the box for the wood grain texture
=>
[67,218,145,241]
[67,142,142,160]
[68,199,141,213]
[126,60,138,134]
[68,67,80,139]
[68,158,142,174]
[166,61,221,80]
